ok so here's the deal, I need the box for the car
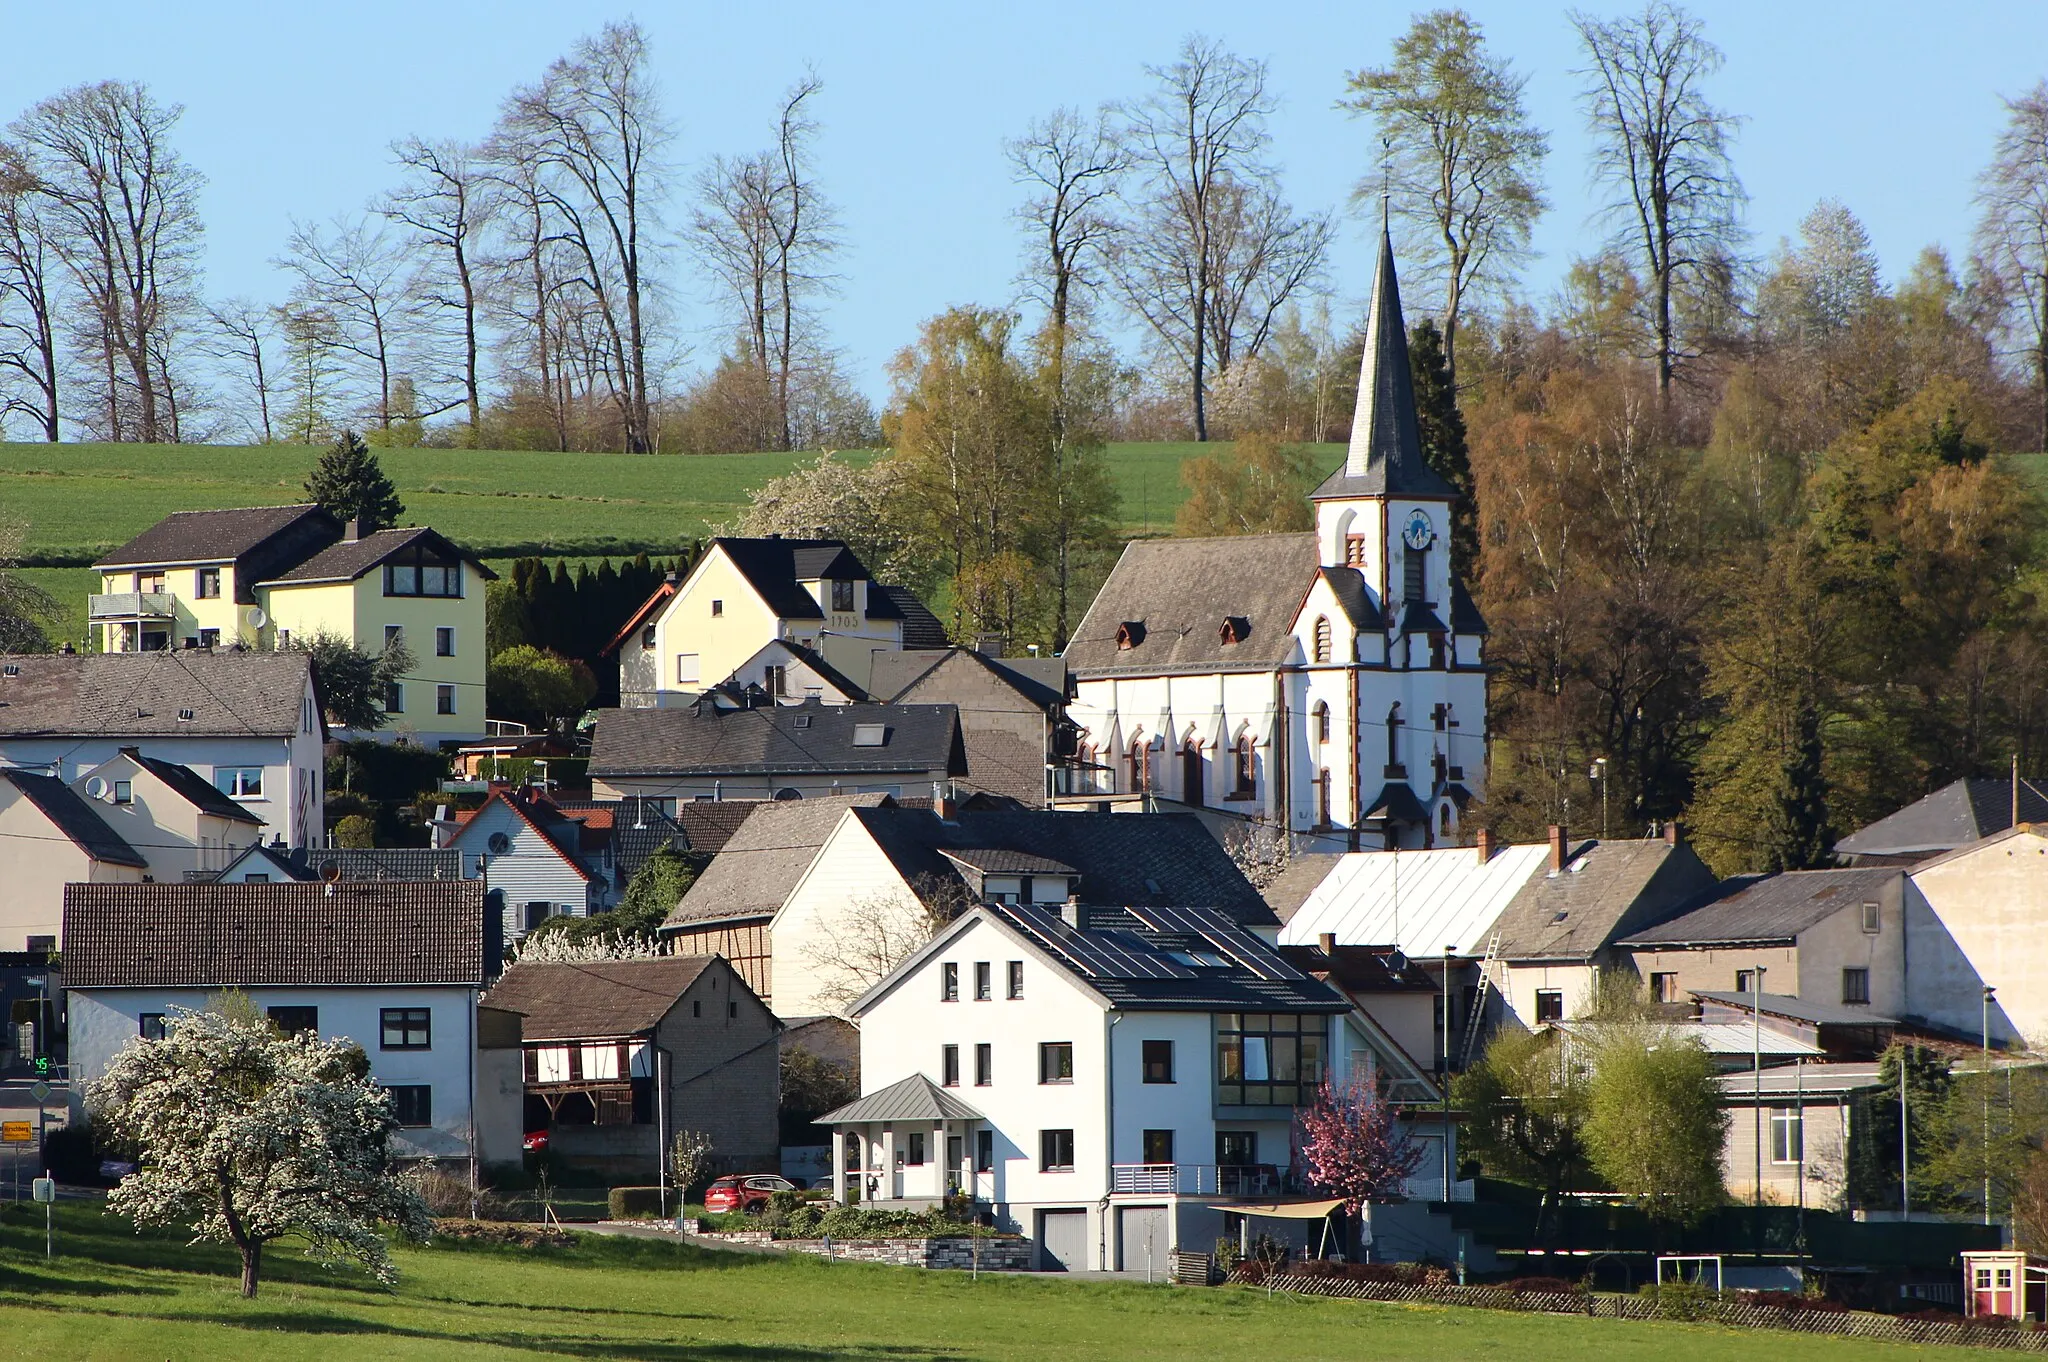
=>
[523,1130,549,1152]
[702,1173,797,1214]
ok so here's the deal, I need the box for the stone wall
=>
[696,1228,1033,1271]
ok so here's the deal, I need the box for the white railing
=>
[1400,1176,1476,1203]
[88,592,177,620]
[1051,765,1117,798]
[1110,1164,1292,1197]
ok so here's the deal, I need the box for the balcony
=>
[1109,1163,1299,1197]
[89,592,177,621]
[1400,1176,1477,1203]
[1051,763,1116,799]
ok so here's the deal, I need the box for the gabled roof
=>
[673,799,767,855]
[0,768,146,867]
[1258,853,1345,924]
[589,699,966,779]
[449,788,598,883]
[1834,777,2048,860]
[260,525,495,585]
[205,842,310,881]
[62,880,487,988]
[1485,838,1717,962]
[125,750,264,824]
[1279,843,1553,957]
[868,648,1069,713]
[1312,228,1457,503]
[94,504,339,571]
[938,847,1078,876]
[817,1073,985,1125]
[873,585,948,648]
[1064,533,1321,676]
[664,795,893,927]
[0,651,320,740]
[551,796,686,881]
[1317,567,1382,631]
[710,537,868,620]
[711,639,869,704]
[603,577,679,657]
[482,956,725,1040]
[1619,867,1903,948]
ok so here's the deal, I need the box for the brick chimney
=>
[1548,824,1567,872]
[1318,931,1337,959]
[344,517,363,543]
[1664,819,1684,847]
[1475,827,1496,865]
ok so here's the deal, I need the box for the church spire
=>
[1316,229,1455,500]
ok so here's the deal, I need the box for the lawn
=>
[0,1202,1997,1361]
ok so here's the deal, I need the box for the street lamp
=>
[1442,945,1456,1199]
[1983,986,1996,1228]
[1752,966,1766,1235]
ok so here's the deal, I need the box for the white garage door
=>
[1116,1205,1169,1273]
[1037,1209,1089,1272]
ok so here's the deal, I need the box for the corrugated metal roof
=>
[1694,990,1898,1027]
[1717,1062,1885,1098]
[1279,844,1552,956]
[816,1073,984,1125]
[1552,1018,1824,1058]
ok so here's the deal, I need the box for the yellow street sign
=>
[0,1121,31,1144]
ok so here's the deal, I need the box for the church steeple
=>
[1313,229,1456,501]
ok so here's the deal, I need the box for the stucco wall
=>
[1907,832,2048,1049]
[769,815,923,1018]
[0,788,139,950]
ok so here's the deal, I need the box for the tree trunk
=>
[241,1240,261,1298]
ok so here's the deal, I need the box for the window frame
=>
[1142,1038,1174,1084]
[675,653,701,686]
[380,1007,432,1051]
[267,1005,319,1038]
[975,1128,994,1173]
[905,1131,927,1166]
[1770,1107,1804,1165]
[1039,1041,1074,1085]
[974,1042,993,1087]
[387,1084,433,1127]
[974,961,991,1001]
[215,766,264,799]
[1841,967,1871,1006]
[1142,1128,1175,1164]
[382,545,464,599]
[384,681,404,715]
[1216,1130,1257,1166]
[940,962,959,1002]
[139,1013,167,1040]
[941,1044,960,1087]
[1039,1128,1075,1173]
[1006,960,1024,999]
[1215,1013,1324,1107]
[1533,989,1565,1023]
[435,626,455,657]
[195,566,221,599]
[831,579,855,612]
[436,683,457,715]
[1861,901,1881,934]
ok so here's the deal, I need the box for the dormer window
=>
[831,580,854,612]
[1116,620,1145,650]
[1219,616,1250,646]
[384,545,462,598]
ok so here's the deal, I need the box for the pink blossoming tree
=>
[1294,1076,1424,1213]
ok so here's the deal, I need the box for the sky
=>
[9,1,2048,403]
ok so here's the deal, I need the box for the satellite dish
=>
[246,607,268,629]
[487,832,511,855]
[320,860,342,883]
[83,777,109,800]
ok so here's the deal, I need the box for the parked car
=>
[703,1173,797,1214]
[523,1130,549,1152]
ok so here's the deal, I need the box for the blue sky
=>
[11,1,2048,399]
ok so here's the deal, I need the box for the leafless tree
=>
[692,72,839,451]
[1572,2,1745,398]
[386,137,494,444]
[800,874,975,1012]
[495,19,670,452]
[9,80,205,443]
[1109,37,1334,441]
[1976,79,2048,451]
[277,214,420,431]
[0,144,60,440]
[206,298,277,443]
[479,146,575,450]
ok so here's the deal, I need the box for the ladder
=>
[1458,931,1502,1067]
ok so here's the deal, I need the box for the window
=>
[852,724,887,747]
[692,1000,701,1018]
[640,625,656,650]
[524,902,553,932]
[1313,701,1330,744]
[1344,533,1368,566]
[1842,967,1871,1005]
[973,961,991,1000]
[941,1045,960,1087]
[765,664,786,697]
[437,684,456,715]
[1404,546,1426,603]
[1312,615,1332,663]
[675,654,701,685]
[710,599,723,617]
[1862,901,1881,934]
[1735,969,1757,994]
[195,567,220,598]
[974,1042,992,1086]
[1142,1129,1175,1164]
[380,1008,431,1050]
[436,627,455,657]
[383,546,463,598]
[136,570,165,593]
[1650,972,1678,1004]
[1039,1129,1075,1173]
[1770,1108,1804,1165]
[1216,1131,1257,1166]
[384,682,404,714]
[113,779,132,804]
[940,962,958,1002]
[831,579,855,612]
[975,1128,994,1173]
[905,1132,926,1165]
[388,1084,433,1127]
[728,1000,737,1018]
[1533,990,1564,1023]
[215,767,264,799]
[1181,744,1205,808]
[1039,1042,1074,1085]
[1007,960,1024,999]
[1130,738,1152,791]
[139,1014,166,1040]
[1231,735,1255,797]
[267,1006,318,1038]
[1216,1013,1324,1107]
[385,625,404,650]
[1143,1039,1174,1084]
[197,628,219,649]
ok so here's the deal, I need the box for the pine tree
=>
[304,430,404,532]
[1409,320,1477,573]
[1771,702,1835,870]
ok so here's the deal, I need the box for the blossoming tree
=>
[1294,1075,1424,1214]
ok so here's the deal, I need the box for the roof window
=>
[793,714,812,729]
[1219,616,1250,646]
[852,724,887,747]
[1116,621,1145,650]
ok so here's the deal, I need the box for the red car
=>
[523,1131,549,1152]
[703,1173,796,1214]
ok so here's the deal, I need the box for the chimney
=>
[344,517,363,543]
[1061,894,1083,929]
[1475,827,1496,865]
[1548,824,1567,872]
[665,570,679,584]
[1663,819,1684,847]
[1318,931,1337,960]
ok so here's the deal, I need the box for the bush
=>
[1344,1263,1402,1283]
[760,1203,997,1241]
[415,1168,512,1220]
[1641,1278,1720,1321]
[431,1218,574,1248]
[1505,1276,1581,1296]
[1738,1289,1847,1313]
[607,1186,670,1219]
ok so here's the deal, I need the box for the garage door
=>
[1116,1205,1169,1273]
[1037,1209,1089,1272]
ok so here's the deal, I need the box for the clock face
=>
[1402,508,1435,551]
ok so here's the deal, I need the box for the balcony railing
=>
[1051,764,1117,798]
[1109,1163,1298,1197]
[88,592,177,620]
[1400,1176,1477,1203]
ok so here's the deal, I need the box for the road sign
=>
[28,1081,50,1104]
[0,1121,30,1144]
[31,1177,54,1204]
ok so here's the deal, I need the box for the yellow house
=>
[90,507,493,744]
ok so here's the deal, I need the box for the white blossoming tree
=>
[91,1008,433,1297]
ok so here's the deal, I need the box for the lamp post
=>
[1442,945,1455,1199]
[1752,965,1766,1259]
[1589,758,1609,840]
[1900,1047,1911,1218]
[1982,986,1996,1228]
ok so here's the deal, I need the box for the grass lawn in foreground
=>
[0,1202,1994,1361]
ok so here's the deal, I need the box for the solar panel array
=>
[1123,904,1301,981]
[998,902,1197,980]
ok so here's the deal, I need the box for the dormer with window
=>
[1218,616,1250,647]
[1116,620,1145,650]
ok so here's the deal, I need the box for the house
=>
[207,842,468,884]
[1716,1061,1885,1209]
[605,539,945,706]
[0,650,326,848]
[91,507,494,744]
[0,768,146,951]
[1617,867,1908,1021]
[869,647,1078,807]
[480,955,780,1179]
[1834,777,2048,865]
[61,879,519,1173]
[1903,825,2048,1050]
[442,786,609,940]
[588,696,967,805]
[820,901,1355,1271]
[69,748,265,882]
[1060,231,1487,849]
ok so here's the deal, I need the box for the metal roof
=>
[816,1073,985,1125]
[1717,1062,1886,1099]
[1619,867,1902,947]
[1834,777,2048,858]
[1551,1018,1824,1059]
[1279,843,1552,957]
[1694,990,1899,1028]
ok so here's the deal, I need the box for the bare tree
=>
[278,215,420,433]
[480,146,575,450]
[206,298,277,443]
[496,19,669,452]
[1343,8,1548,383]
[276,303,345,444]
[1110,36,1334,440]
[1976,80,2048,451]
[1572,2,1744,398]
[799,875,974,1012]
[9,80,205,443]
[0,144,60,440]
[386,137,493,445]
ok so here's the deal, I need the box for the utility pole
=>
[1900,1048,1911,1218]
[1442,944,1455,1199]
[1753,965,1766,1257]
[1982,986,1996,1228]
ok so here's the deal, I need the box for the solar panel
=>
[1002,903,1195,980]
[1122,904,1301,981]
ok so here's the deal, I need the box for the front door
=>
[1116,1205,1169,1273]
[947,1135,965,1193]
[1038,1209,1088,1272]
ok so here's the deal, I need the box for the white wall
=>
[769,813,923,1018]
[1908,831,2048,1049]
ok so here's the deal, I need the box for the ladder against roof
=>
[1458,931,1501,1066]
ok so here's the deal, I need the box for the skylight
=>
[852,723,887,747]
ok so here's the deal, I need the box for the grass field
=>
[0,1203,1996,1361]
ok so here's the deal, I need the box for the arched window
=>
[1312,616,1332,664]
[1313,701,1331,744]
[1317,768,1332,826]
[1182,742,1205,808]
[1130,737,1152,792]
[1233,735,1255,797]
[1386,703,1403,771]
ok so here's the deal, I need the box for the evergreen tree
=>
[304,430,404,532]
[1409,319,1477,573]
[1770,702,1835,870]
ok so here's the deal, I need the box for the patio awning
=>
[1205,1198,1344,1219]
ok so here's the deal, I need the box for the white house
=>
[440,786,607,941]
[61,879,519,1173]
[69,748,266,881]
[0,650,327,849]
[1060,231,1487,850]
[1903,825,2048,1050]
[0,769,146,952]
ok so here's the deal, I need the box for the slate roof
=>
[939,847,1078,876]
[1834,777,2048,860]
[1257,853,1345,925]
[1485,838,1717,962]
[1279,843,1553,957]
[1064,533,1321,676]
[0,768,145,867]
[589,699,966,779]
[1276,941,1437,993]
[1619,867,1903,947]
[128,751,265,824]
[0,651,319,739]
[817,1073,985,1125]
[868,648,1069,712]
[664,795,893,927]
[1694,991,1899,1028]
[874,585,948,648]
[94,504,338,570]
[303,846,468,881]
[261,525,494,585]
[850,807,1277,927]
[482,956,720,1040]
[1319,567,1382,631]
[710,537,863,619]
[672,800,765,855]
[62,880,487,987]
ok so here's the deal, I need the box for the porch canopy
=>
[816,1073,985,1125]
[1205,1198,1344,1219]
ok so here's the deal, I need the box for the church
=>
[1059,231,1488,849]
